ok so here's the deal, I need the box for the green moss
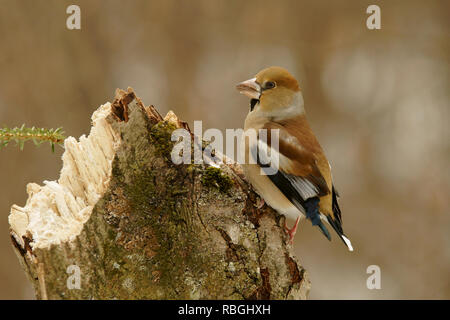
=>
[201,167,233,193]
[149,121,177,158]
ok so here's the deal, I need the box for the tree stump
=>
[8,88,310,299]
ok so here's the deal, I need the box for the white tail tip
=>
[342,235,354,252]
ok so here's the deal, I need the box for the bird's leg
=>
[284,216,301,244]
[254,197,265,209]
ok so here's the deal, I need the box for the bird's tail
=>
[324,215,354,252]
[304,197,354,251]
[304,197,332,241]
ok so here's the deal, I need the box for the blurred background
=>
[0,0,448,299]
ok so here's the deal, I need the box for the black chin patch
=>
[250,99,259,111]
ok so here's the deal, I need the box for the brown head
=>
[236,66,302,114]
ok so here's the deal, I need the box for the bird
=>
[236,66,353,251]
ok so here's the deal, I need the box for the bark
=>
[8,88,310,300]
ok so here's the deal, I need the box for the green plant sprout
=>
[0,125,66,152]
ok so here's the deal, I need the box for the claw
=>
[284,216,300,244]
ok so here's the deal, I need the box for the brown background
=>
[0,0,448,299]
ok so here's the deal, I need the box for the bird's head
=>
[236,66,303,115]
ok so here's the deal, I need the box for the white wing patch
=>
[284,174,320,200]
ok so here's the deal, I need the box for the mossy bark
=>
[10,88,310,300]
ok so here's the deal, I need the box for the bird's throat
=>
[250,99,259,111]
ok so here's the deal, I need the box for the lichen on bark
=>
[8,88,310,300]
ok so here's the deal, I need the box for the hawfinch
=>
[236,66,353,251]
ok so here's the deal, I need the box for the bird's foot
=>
[284,216,300,245]
[254,197,265,209]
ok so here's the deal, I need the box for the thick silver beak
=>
[236,77,261,100]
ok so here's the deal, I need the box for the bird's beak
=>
[236,77,261,100]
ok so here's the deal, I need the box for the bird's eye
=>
[264,81,276,90]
